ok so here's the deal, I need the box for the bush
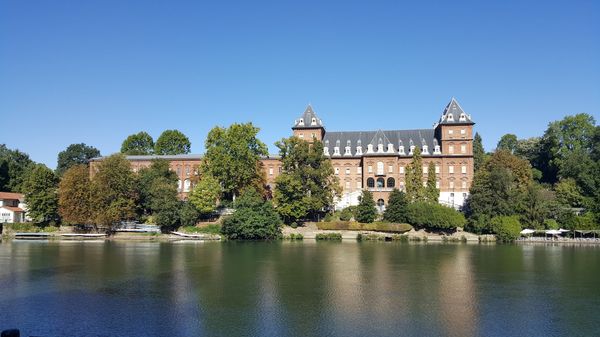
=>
[284,233,304,240]
[220,189,282,240]
[315,232,342,240]
[406,202,466,230]
[181,224,221,235]
[392,234,409,242]
[357,233,384,241]
[316,221,412,233]
[339,207,354,221]
[355,190,377,223]
[383,189,408,223]
[2,223,59,233]
[491,216,522,242]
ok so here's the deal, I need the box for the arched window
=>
[387,177,395,188]
[367,178,375,188]
[377,199,385,207]
[376,177,385,188]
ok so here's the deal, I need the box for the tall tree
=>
[148,176,180,229]
[473,132,485,172]
[22,164,59,223]
[497,134,518,153]
[56,143,100,176]
[58,165,93,225]
[425,162,439,203]
[203,123,268,200]
[121,132,154,155]
[154,130,191,155]
[90,154,137,229]
[383,189,408,223]
[273,137,340,224]
[0,144,35,192]
[136,159,178,216]
[355,190,377,223]
[405,147,425,202]
[189,173,221,217]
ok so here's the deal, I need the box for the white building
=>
[0,192,27,223]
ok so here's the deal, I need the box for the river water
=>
[0,241,599,337]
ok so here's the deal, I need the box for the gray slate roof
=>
[438,98,474,125]
[90,154,281,161]
[323,129,438,157]
[292,105,324,129]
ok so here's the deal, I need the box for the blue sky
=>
[1,0,599,168]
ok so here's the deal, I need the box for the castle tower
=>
[291,105,325,142]
[435,98,475,155]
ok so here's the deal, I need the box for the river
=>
[0,241,599,337]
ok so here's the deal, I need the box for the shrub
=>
[181,224,221,235]
[339,207,354,221]
[406,202,466,230]
[220,189,282,240]
[316,222,412,233]
[392,234,409,242]
[491,216,522,242]
[357,233,384,241]
[315,233,342,240]
[383,189,408,223]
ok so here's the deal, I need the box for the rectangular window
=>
[399,166,404,174]
[311,133,316,138]
[449,165,454,174]
[461,144,466,153]
[423,166,428,174]
[368,166,373,173]
[388,165,393,173]
[269,168,274,176]
[461,129,466,135]
[345,181,350,189]
[335,167,339,175]
[345,168,350,175]
[356,181,362,189]
[462,181,467,189]
[435,165,440,174]
[357,167,362,174]
[449,181,455,189]
[448,130,454,135]
[185,165,190,176]
[278,167,282,173]
[436,181,440,188]
[461,165,467,174]
[449,145,454,154]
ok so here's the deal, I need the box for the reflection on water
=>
[1,241,599,337]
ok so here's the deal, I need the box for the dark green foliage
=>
[473,132,485,172]
[121,131,154,155]
[490,216,522,242]
[56,143,100,176]
[497,134,518,153]
[317,221,412,233]
[518,183,556,229]
[22,164,60,224]
[149,177,180,229]
[383,189,408,223]
[0,144,35,192]
[221,188,282,240]
[405,147,425,202]
[406,202,466,230]
[154,130,191,155]
[136,159,178,217]
[179,202,200,227]
[355,190,377,223]
[425,162,439,203]
[339,207,353,221]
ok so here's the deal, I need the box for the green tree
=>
[383,189,408,223]
[425,161,439,203]
[491,215,522,242]
[0,144,35,192]
[221,188,282,240]
[58,165,93,225]
[56,143,100,176]
[473,132,485,172]
[406,201,466,230]
[179,202,200,227]
[497,134,518,153]
[189,173,221,217]
[154,130,191,155]
[149,177,180,229]
[203,123,268,200]
[514,137,541,163]
[555,178,586,207]
[405,147,425,202]
[90,154,137,230]
[136,159,178,217]
[355,190,377,223]
[22,164,59,224]
[121,131,154,155]
[519,183,554,229]
[273,137,340,224]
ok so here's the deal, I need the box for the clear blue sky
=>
[1,0,599,168]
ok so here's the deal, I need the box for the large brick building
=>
[91,98,475,209]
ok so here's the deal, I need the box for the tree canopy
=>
[22,164,59,224]
[0,144,35,192]
[121,131,154,155]
[405,147,426,202]
[154,130,191,155]
[273,137,340,224]
[189,172,221,217]
[497,134,518,153]
[58,165,93,225]
[56,143,100,176]
[221,188,282,240]
[203,123,268,200]
[355,190,377,223]
[383,189,408,223]
[473,132,485,172]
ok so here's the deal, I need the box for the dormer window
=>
[334,147,340,156]
[459,113,466,122]
[447,114,454,122]
[356,146,363,155]
[434,145,441,154]
[387,144,394,153]
[399,146,405,155]
[311,117,317,125]
[422,145,429,154]
[367,144,374,153]
[377,143,384,153]
[409,145,415,155]
[344,146,352,156]
[324,147,330,156]
[298,119,305,126]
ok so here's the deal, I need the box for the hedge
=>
[317,221,412,233]
[406,202,466,230]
